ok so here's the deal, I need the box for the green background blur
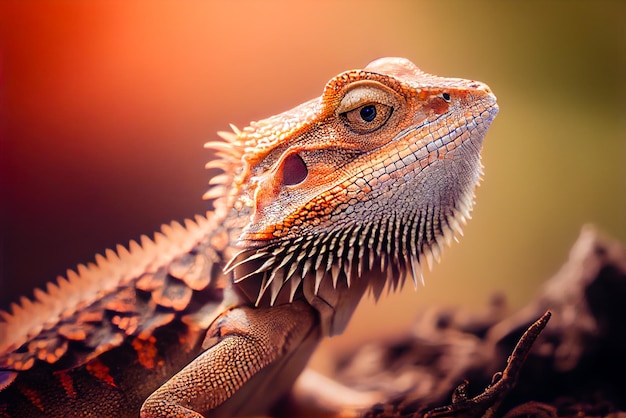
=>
[1,1,625,360]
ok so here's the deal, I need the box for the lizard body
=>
[0,57,498,417]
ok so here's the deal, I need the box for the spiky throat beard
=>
[225,157,481,336]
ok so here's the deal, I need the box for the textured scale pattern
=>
[1,217,211,363]
[0,57,498,417]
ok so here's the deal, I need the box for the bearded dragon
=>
[0,57,498,417]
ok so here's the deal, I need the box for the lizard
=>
[0,57,498,417]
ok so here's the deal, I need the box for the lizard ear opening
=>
[281,153,308,186]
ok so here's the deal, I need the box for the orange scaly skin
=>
[0,58,498,417]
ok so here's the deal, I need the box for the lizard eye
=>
[341,103,392,134]
[281,153,308,186]
[359,105,377,122]
[441,92,451,102]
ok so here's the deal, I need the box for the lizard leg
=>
[140,300,320,418]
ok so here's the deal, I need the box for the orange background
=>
[1,1,625,358]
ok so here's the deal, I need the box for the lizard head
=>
[209,57,498,333]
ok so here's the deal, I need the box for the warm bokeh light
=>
[1,1,625,363]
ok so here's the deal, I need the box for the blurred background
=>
[1,1,624,364]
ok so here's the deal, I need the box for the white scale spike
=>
[255,273,271,306]
[286,254,304,283]
[226,251,267,275]
[424,247,435,272]
[208,174,231,186]
[301,259,312,278]
[314,245,327,270]
[229,123,241,136]
[430,242,441,266]
[269,268,286,305]
[344,258,352,288]
[183,218,200,236]
[331,263,341,289]
[314,269,325,295]
[204,160,229,171]
[409,258,419,289]
[204,141,242,159]
[116,244,131,263]
[289,275,302,303]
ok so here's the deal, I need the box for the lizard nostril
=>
[469,82,492,94]
[281,153,308,186]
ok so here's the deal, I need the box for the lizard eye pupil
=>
[360,105,377,122]
[282,153,308,186]
[341,103,392,134]
[442,92,451,102]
